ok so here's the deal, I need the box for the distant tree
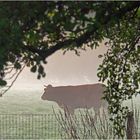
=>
[0,1,139,138]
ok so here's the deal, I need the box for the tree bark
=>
[126,111,134,139]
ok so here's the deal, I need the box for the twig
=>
[1,64,26,95]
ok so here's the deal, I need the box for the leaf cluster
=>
[98,16,140,138]
[0,2,140,137]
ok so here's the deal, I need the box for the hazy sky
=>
[11,43,107,90]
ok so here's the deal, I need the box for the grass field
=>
[1,89,140,113]
[0,89,140,139]
[0,89,61,114]
[0,89,65,139]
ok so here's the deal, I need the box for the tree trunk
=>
[126,111,134,139]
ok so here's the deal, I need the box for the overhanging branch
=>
[23,2,140,59]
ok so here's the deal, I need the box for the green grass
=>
[0,114,64,139]
[0,89,61,114]
[0,89,140,139]
[0,89,64,139]
[1,89,140,113]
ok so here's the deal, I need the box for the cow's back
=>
[85,84,105,109]
[52,83,105,109]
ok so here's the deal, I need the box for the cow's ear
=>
[47,84,52,88]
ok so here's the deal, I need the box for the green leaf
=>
[30,65,37,73]
[37,74,41,79]
[14,62,21,69]
[38,65,44,74]
[0,79,7,86]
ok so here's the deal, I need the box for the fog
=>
[11,44,107,90]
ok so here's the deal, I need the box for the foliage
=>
[55,109,114,139]
[97,14,140,137]
[54,107,140,139]
[0,1,140,138]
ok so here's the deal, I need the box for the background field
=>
[0,89,61,114]
[0,89,140,113]
[0,90,64,139]
[0,89,140,139]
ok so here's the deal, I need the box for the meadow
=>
[0,89,60,114]
[0,89,140,139]
[0,89,64,139]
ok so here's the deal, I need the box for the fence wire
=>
[0,114,67,139]
[0,113,140,139]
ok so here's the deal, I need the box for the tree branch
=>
[23,2,140,59]
[0,64,26,96]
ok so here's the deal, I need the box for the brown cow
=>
[41,83,107,116]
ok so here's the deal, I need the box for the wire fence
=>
[0,114,67,139]
[0,113,140,139]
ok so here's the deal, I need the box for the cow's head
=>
[41,84,53,100]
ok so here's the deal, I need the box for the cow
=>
[41,83,107,117]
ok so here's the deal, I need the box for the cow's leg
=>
[64,106,74,118]
[100,106,108,117]
[94,108,100,120]
[63,106,69,117]
[69,108,74,115]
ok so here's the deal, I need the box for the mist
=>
[11,44,107,90]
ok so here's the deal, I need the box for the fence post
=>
[126,111,134,139]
